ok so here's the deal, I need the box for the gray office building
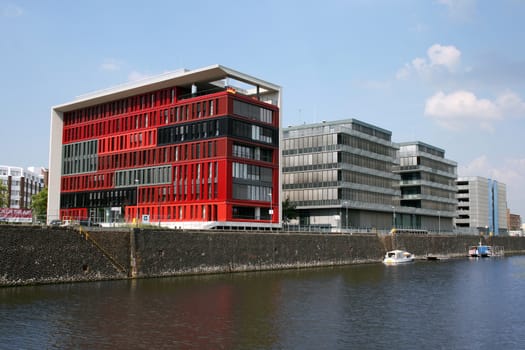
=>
[456,176,508,235]
[282,119,400,232]
[394,142,457,232]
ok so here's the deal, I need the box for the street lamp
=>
[343,201,349,232]
[268,192,273,231]
[135,179,139,227]
[392,206,396,229]
[438,210,441,234]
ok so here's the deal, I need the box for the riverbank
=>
[2,225,525,287]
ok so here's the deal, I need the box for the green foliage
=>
[32,187,48,220]
[0,180,8,208]
[282,197,297,224]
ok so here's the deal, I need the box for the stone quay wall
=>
[2,225,525,287]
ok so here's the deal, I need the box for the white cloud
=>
[424,89,525,131]
[396,44,461,80]
[2,4,23,17]
[458,155,491,176]
[427,44,461,70]
[496,91,525,118]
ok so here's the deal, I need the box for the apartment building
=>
[0,165,45,209]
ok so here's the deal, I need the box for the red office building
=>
[48,65,281,229]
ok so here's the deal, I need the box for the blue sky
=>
[1,0,525,217]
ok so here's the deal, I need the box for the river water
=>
[2,256,525,350]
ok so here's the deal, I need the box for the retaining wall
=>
[0,226,127,286]
[1,225,525,287]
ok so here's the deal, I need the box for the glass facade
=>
[283,119,400,231]
[395,142,457,231]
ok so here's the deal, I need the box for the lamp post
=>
[343,201,349,232]
[268,193,273,232]
[438,210,441,234]
[392,206,396,229]
[135,179,139,227]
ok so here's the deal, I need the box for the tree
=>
[0,180,8,208]
[32,187,48,222]
[282,197,297,224]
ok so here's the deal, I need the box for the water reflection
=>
[2,258,525,349]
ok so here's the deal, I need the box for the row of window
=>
[62,173,113,192]
[419,157,457,175]
[338,133,396,158]
[233,99,274,124]
[232,183,272,201]
[401,185,456,199]
[288,187,396,207]
[283,169,396,191]
[62,97,225,143]
[400,144,444,158]
[282,144,338,156]
[62,140,98,175]
[351,122,391,141]
[115,166,172,187]
[340,188,395,206]
[232,162,273,182]
[158,117,278,146]
[232,143,273,162]
[286,188,339,204]
[283,170,338,188]
[173,162,219,201]
[99,130,156,153]
[283,152,337,168]
[128,203,219,222]
[338,152,394,173]
[232,206,271,220]
[283,162,338,173]
[63,87,178,126]
[402,199,456,212]
[97,141,220,172]
[61,188,137,209]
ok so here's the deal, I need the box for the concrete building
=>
[282,119,400,232]
[508,210,522,230]
[393,142,457,232]
[456,176,508,235]
[48,65,281,229]
[0,165,46,209]
[507,210,522,236]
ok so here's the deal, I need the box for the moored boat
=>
[383,250,415,265]
[468,243,504,258]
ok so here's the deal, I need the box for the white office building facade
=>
[456,176,508,235]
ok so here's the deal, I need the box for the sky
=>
[1,0,525,217]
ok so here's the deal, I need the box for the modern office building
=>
[393,142,457,232]
[456,176,508,235]
[48,65,281,229]
[0,165,46,209]
[282,119,400,232]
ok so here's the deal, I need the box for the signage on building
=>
[0,208,33,223]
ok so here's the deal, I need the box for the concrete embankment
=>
[1,225,525,287]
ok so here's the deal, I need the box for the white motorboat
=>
[383,250,414,265]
